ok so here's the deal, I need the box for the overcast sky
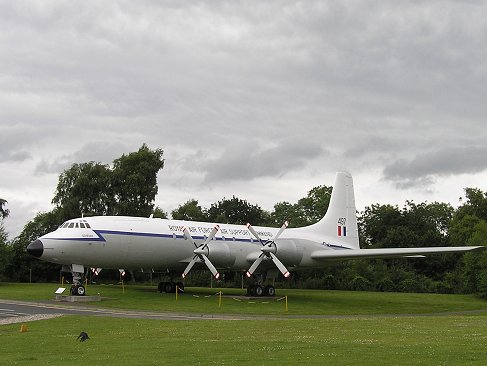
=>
[1,1,487,238]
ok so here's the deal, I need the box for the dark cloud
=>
[383,146,487,188]
[0,150,31,163]
[34,141,130,175]
[202,139,327,183]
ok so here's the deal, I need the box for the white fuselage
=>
[37,216,348,272]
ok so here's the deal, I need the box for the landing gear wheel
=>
[71,285,86,296]
[164,282,175,293]
[254,285,263,297]
[264,285,276,297]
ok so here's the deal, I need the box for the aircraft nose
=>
[27,239,44,258]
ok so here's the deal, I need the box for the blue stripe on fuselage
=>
[49,229,256,244]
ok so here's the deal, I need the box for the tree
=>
[271,185,332,227]
[295,185,332,225]
[51,144,165,220]
[207,196,270,225]
[450,188,487,295]
[0,223,11,279]
[112,144,164,217]
[52,162,114,218]
[0,198,9,219]
[0,199,10,278]
[151,206,168,219]
[171,199,208,222]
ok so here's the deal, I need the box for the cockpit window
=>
[60,220,92,229]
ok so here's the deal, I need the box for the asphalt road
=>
[0,299,259,323]
[3,298,487,325]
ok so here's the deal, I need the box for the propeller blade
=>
[246,223,264,245]
[201,254,220,279]
[182,256,198,278]
[269,252,291,278]
[273,221,289,241]
[203,225,220,246]
[246,253,265,277]
[182,227,198,248]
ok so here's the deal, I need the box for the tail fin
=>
[307,171,359,249]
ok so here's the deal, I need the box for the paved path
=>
[0,299,261,324]
[2,298,487,325]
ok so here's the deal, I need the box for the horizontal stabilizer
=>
[311,246,484,260]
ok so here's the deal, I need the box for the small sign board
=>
[55,287,66,294]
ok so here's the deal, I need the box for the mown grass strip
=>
[1,314,487,365]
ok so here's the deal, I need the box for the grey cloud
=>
[383,146,487,188]
[34,141,130,175]
[201,139,327,183]
[0,150,31,163]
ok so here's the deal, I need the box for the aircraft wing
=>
[311,246,484,260]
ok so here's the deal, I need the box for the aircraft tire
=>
[71,285,86,296]
[164,282,175,293]
[264,285,276,297]
[254,285,263,297]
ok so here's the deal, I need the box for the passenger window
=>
[68,223,74,228]
[80,223,86,228]
[85,223,91,228]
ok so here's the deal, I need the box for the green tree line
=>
[1,145,486,297]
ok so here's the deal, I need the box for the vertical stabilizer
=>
[307,171,359,249]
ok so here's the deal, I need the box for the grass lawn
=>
[1,282,487,316]
[1,314,487,365]
[2,283,487,365]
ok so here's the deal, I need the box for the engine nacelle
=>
[206,242,236,268]
[274,239,302,265]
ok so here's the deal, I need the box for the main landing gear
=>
[246,284,276,297]
[158,281,184,294]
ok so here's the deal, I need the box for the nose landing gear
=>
[62,264,86,296]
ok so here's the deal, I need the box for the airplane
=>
[27,171,483,296]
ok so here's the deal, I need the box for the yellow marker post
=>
[84,277,88,292]
[20,324,28,333]
[175,284,178,301]
[218,291,222,308]
[61,276,64,287]
[285,296,288,312]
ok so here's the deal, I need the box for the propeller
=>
[182,225,221,280]
[245,221,291,278]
